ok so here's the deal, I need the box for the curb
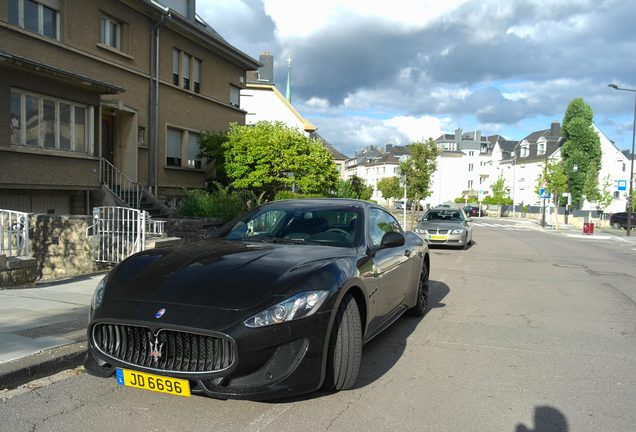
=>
[0,341,87,390]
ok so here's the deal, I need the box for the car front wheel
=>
[322,294,362,391]
[612,222,622,229]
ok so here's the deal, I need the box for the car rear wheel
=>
[612,222,622,229]
[408,261,429,317]
[322,294,362,391]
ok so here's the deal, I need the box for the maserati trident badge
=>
[149,337,164,363]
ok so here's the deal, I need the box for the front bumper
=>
[85,309,333,400]
[418,232,468,247]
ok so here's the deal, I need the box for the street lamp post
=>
[608,84,636,237]
[511,142,521,219]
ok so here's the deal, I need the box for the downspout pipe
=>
[148,5,170,195]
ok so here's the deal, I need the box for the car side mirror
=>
[380,231,405,249]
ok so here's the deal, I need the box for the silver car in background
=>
[415,208,472,249]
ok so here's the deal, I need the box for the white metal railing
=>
[147,219,166,236]
[89,207,146,263]
[0,209,29,257]
[101,159,141,209]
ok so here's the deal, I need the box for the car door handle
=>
[404,249,412,257]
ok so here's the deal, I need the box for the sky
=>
[197,0,636,158]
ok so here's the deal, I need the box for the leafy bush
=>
[178,186,260,222]
[274,191,326,200]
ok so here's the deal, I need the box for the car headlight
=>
[244,291,329,328]
[451,228,465,234]
[91,275,108,310]
[415,228,425,234]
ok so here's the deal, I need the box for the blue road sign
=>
[618,180,627,191]
[539,188,551,199]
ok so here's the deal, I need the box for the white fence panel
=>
[0,209,29,257]
[90,207,146,263]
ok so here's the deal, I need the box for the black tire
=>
[612,222,622,230]
[322,294,362,391]
[408,261,429,317]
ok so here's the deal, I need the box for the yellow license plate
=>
[430,235,448,241]
[116,368,190,397]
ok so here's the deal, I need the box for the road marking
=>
[563,234,612,240]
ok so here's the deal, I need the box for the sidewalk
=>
[0,273,104,390]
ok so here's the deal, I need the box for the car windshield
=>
[214,205,363,247]
[421,210,464,222]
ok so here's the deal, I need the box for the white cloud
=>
[384,115,451,142]
[262,0,469,40]
[304,97,330,109]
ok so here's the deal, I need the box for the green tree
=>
[490,174,512,218]
[336,175,373,200]
[598,174,614,216]
[561,98,602,208]
[399,138,438,221]
[536,160,568,228]
[199,131,230,186]
[376,176,402,201]
[220,122,339,199]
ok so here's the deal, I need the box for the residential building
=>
[425,129,495,206]
[0,0,259,214]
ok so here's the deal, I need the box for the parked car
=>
[463,205,485,217]
[85,199,430,400]
[395,200,411,210]
[415,207,472,249]
[609,212,636,229]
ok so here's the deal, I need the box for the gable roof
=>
[311,132,349,160]
[246,83,317,132]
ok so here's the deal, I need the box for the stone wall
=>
[163,217,224,244]
[29,214,109,281]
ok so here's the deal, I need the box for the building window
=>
[137,126,145,147]
[468,163,474,172]
[10,88,93,154]
[537,141,546,155]
[467,180,473,188]
[100,16,121,49]
[229,85,240,107]
[468,151,474,156]
[166,127,182,167]
[8,0,60,40]
[521,144,529,157]
[166,127,202,169]
[187,132,201,169]
[172,49,201,93]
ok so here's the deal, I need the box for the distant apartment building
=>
[0,0,259,214]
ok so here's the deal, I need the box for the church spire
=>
[285,55,292,103]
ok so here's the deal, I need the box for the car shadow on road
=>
[267,280,450,403]
[352,279,450,390]
[515,405,569,431]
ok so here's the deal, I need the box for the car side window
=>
[369,208,403,247]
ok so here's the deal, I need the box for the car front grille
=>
[427,229,449,234]
[92,323,235,374]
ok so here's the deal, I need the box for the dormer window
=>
[520,143,529,157]
[537,140,546,156]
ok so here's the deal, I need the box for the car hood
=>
[104,240,354,311]
[418,221,466,230]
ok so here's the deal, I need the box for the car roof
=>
[262,198,368,209]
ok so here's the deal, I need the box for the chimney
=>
[258,52,274,83]
[475,130,481,142]
[455,128,462,143]
[551,122,560,137]
[385,144,393,153]
[186,0,195,22]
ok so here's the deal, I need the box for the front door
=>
[101,113,115,164]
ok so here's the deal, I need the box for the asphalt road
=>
[1,221,635,432]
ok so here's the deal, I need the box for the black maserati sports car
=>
[85,199,430,400]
